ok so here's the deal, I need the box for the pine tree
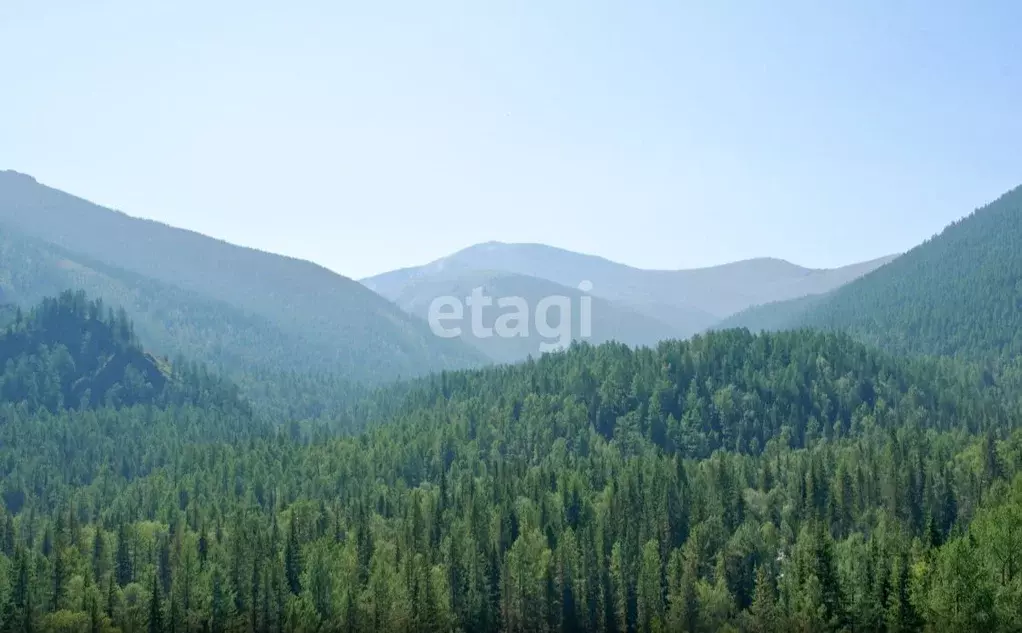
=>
[51,515,67,611]
[91,529,106,583]
[748,565,777,633]
[157,536,172,596]
[198,524,209,569]
[884,554,917,633]
[0,513,13,557]
[636,540,664,633]
[610,542,629,633]
[115,522,133,586]
[927,537,995,633]
[106,573,117,619]
[1,549,31,633]
[792,574,828,633]
[666,548,697,633]
[87,588,104,633]
[149,574,164,633]
[209,568,239,633]
[285,513,302,596]
[169,597,182,633]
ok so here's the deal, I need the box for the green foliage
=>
[1,291,1022,631]
[0,289,250,416]
[0,293,264,516]
[725,183,1022,361]
[0,290,187,413]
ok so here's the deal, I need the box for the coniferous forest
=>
[2,281,1022,632]
[1,170,1022,633]
[5,3,1022,630]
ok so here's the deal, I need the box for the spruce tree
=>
[285,514,302,596]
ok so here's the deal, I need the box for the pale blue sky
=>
[2,1,1021,279]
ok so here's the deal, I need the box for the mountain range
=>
[4,167,1019,377]
[0,169,905,377]
[372,268,682,364]
[0,170,485,384]
[362,241,897,361]
[3,170,1022,632]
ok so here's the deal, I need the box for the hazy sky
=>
[3,1,1021,279]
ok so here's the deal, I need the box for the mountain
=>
[713,293,829,333]
[723,183,1022,359]
[0,170,486,382]
[0,290,247,413]
[0,291,266,514]
[363,241,896,336]
[5,327,1021,630]
[0,290,164,412]
[364,242,720,335]
[379,269,681,362]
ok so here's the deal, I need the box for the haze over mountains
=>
[722,183,1022,360]
[4,170,1022,632]
[4,166,1019,376]
[0,170,485,384]
[373,269,682,364]
[8,0,1022,627]
[0,168,902,375]
[363,241,897,361]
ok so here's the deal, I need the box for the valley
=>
[0,172,1020,632]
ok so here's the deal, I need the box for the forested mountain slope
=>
[1,292,164,412]
[0,292,265,514]
[713,293,829,333]
[363,241,896,335]
[723,183,1022,359]
[404,328,1020,454]
[2,328,1021,631]
[0,171,486,382]
[381,269,682,363]
[1,225,317,375]
[0,290,249,413]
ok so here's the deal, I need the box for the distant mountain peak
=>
[737,256,799,266]
[0,169,37,183]
[363,240,896,348]
[435,242,867,276]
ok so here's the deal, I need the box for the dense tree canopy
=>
[0,290,246,414]
[723,184,1022,362]
[1,295,1021,631]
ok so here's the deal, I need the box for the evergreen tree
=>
[285,514,302,596]
[149,574,164,633]
[115,523,133,587]
[748,565,777,633]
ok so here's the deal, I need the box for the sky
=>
[2,1,1021,280]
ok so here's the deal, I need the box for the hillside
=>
[724,183,1022,359]
[380,269,682,362]
[0,225,326,376]
[0,170,486,382]
[363,241,896,336]
[713,293,829,333]
[3,328,1020,631]
[0,292,265,512]
[0,290,246,413]
[9,6,1022,632]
